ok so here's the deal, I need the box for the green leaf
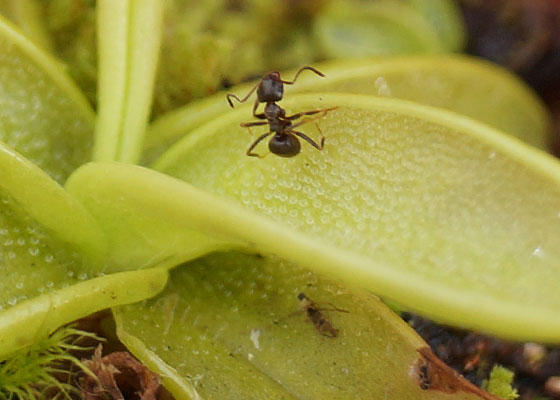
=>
[94,0,163,163]
[0,0,54,51]
[115,252,493,400]
[145,55,550,164]
[0,141,168,359]
[0,14,94,183]
[0,266,168,358]
[0,140,105,262]
[313,0,444,59]
[147,93,560,341]
[65,161,245,273]
[402,0,465,52]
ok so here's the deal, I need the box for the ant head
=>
[257,71,284,103]
[269,71,281,80]
[269,133,301,157]
[297,293,306,301]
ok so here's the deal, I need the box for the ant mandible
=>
[226,66,336,158]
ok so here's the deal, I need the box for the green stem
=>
[94,0,163,163]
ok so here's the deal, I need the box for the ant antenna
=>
[226,82,259,108]
[226,66,326,108]
[281,66,325,85]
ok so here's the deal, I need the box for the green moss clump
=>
[483,365,519,400]
[0,326,99,400]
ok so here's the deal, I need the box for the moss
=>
[0,326,100,400]
[483,365,519,400]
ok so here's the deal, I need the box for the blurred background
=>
[0,0,558,128]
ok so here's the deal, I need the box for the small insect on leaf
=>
[297,292,348,337]
[227,66,336,158]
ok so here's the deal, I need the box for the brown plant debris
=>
[404,312,560,399]
[79,345,160,400]
[413,347,501,400]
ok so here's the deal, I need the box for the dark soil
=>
[403,313,560,399]
[460,0,560,152]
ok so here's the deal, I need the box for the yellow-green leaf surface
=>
[0,14,94,183]
[0,0,53,51]
[403,0,465,51]
[313,1,444,59]
[94,0,163,163]
[0,266,168,358]
[0,141,105,262]
[152,94,560,341]
[145,56,549,164]
[115,252,493,400]
[65,162,245,273]
[0,144,168,358]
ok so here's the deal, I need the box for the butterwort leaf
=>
[114,251,498,400]
[145,55,550,163]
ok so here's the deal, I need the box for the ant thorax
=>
[264,102,285,119]
[264,103,288,133]
[257,72,283,103]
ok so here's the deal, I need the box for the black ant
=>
[226,67,336,158]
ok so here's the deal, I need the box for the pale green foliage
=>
[151,94,560,341]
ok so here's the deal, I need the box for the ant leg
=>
[246,132,273,158]
[285,109,322,121]
[314,121,326,148]
[318,303,349,313]
[226,81,260,108]
[240,121,268,128]
[292,130,324,151]
[251,99,267,119]
[285,107,338,121]
[290,107,336,130]
[282,66,325,85]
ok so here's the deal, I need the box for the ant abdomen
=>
[269,133,301,157]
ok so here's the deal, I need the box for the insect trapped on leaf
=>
[298,292,348,337]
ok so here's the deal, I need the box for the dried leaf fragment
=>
[79,345,160,400]
[413,347,500,400]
